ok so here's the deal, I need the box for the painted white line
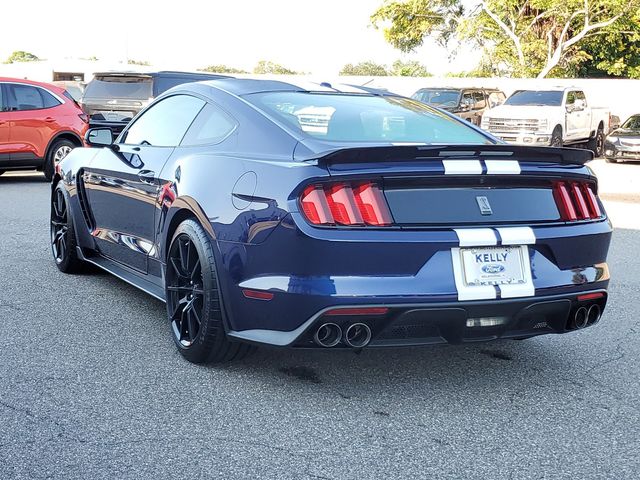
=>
[496,227,536,245]
[451,248,497,301]
[485,160,521,175]
[443,160,482,175]
[454,228,497,247]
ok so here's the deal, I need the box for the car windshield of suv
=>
[504,90,563,106]
[246,92,492,144]
[84,76,152,100]
[412,89,461,108]
[621,115,640,130]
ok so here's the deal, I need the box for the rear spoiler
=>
[299,144,593,166]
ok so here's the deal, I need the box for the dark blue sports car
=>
[51,78,612,363]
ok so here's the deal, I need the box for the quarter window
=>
[122,95,205,147]
[181,103,236,146]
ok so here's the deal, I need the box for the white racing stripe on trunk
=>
[485,160,521,175]
[451,248,497,301]
[496,227,536,245]
[499,246,535,298]
[454,228,497,247]
[443,160,482,175]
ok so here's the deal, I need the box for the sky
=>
[2,0,476,76]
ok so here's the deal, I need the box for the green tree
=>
[371,0,640,78]
[340,61,390,76]
[253,60,299,74]
[127,59,151,66]
[199,64,249,74]
[4,50,40,64]
[390,59,432,76]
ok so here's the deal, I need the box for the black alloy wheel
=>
[50,184,84,272]
[550,126,563,147]
[165,219,255,363]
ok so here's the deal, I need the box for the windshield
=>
[505,90,563,106]
[412,89,461,108]
[622,115,640,130]
[246,92,492,144]
[84,76,152,100]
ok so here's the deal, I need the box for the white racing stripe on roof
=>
[485,160,521,175]
[496,227,535,245]
[443,160,483,175]
[454,228,497,247]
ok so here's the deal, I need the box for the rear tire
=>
[50,183,86,273]
[587,125,604,157]
[550,126,563,147]
[44,139,75,181]
[165,219,255,364]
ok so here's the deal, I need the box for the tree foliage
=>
[253,60,299,75]
[340,61,390,75]
[390,59,433,76]
[4,50,40,64]
[199,64,249,74]
[371,0,640,78]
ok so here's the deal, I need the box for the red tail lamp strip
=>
[582,184,602,218]
[554,182,577,221]
[554,181,602,222]
[577,292,605,302]
[325,307,389,316]
[300,182,394,227]
[242,289,274,301]
[571,183,590,219]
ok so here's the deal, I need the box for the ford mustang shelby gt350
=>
[51,79,611,363]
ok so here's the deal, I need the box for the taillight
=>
[553,181,602,221]
[300,182,393,227]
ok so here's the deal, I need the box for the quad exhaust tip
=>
[574,306,588,329]
[343,323,372,348]
[587,304,601,325]
[314,323,342,348]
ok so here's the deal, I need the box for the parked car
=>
[412,87,506,126]
[481,87,610,156]
[52,79,611,364]
[604,114,640,163]
[0,77,88,179]
[80,71,230,135]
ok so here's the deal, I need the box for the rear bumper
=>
[228,291,608,348]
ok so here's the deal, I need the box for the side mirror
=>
[459,103,471,112]
[85,128,113,147]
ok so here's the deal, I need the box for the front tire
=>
[587,125,605,157]
[550,126,563,147]
[50,183,85,273]
[44,139,75,181]
[165,219,254,364]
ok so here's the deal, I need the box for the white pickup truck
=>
[481,87,610,156]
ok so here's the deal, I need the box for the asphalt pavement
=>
[1,170,639,479]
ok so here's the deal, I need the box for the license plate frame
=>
[459,245,528,287]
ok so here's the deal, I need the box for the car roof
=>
[416,87,501,91]
[91,70,231,79]
[0,76,65,93]
[197,78,391,97]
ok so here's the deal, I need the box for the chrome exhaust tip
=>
[314,323,342,348]
[343,323,372,348]
[587,304,601,325]
[574,306,588,329]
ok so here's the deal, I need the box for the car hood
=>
[484,104,560,118]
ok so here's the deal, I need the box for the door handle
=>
[138,170,155,183]
[44,117,56,123]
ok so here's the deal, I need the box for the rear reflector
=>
[242,289,274,301]
[553,181,602,222]
[325,307,389,316]
[300,182,393,227]
[577,292,605,302]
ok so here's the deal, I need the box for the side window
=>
[487,92,505,108]
[566,91,576,105]
[575,91,587,106]
[461,92,474,107]
[181,103,236,146]
[122,95,205,147]
[0,84,4,111]
[9,84,45,111]
[473,91,486,109]
[41,89,62,108]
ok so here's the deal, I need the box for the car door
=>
[82,94,206,273]
[5,83,63,163]
[0,83,11,162]
[574,91,591,138]
[565,90,587,140]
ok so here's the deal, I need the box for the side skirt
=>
[76,247,166,302]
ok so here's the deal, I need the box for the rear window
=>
[412,89,461,107]
[84,76,152,100]
[505,90,563,106]
[246,92,491,144]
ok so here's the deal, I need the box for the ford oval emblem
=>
[482,264,505,274]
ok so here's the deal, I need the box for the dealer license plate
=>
[460,246,527,286]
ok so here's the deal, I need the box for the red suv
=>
[0,77,89,180]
